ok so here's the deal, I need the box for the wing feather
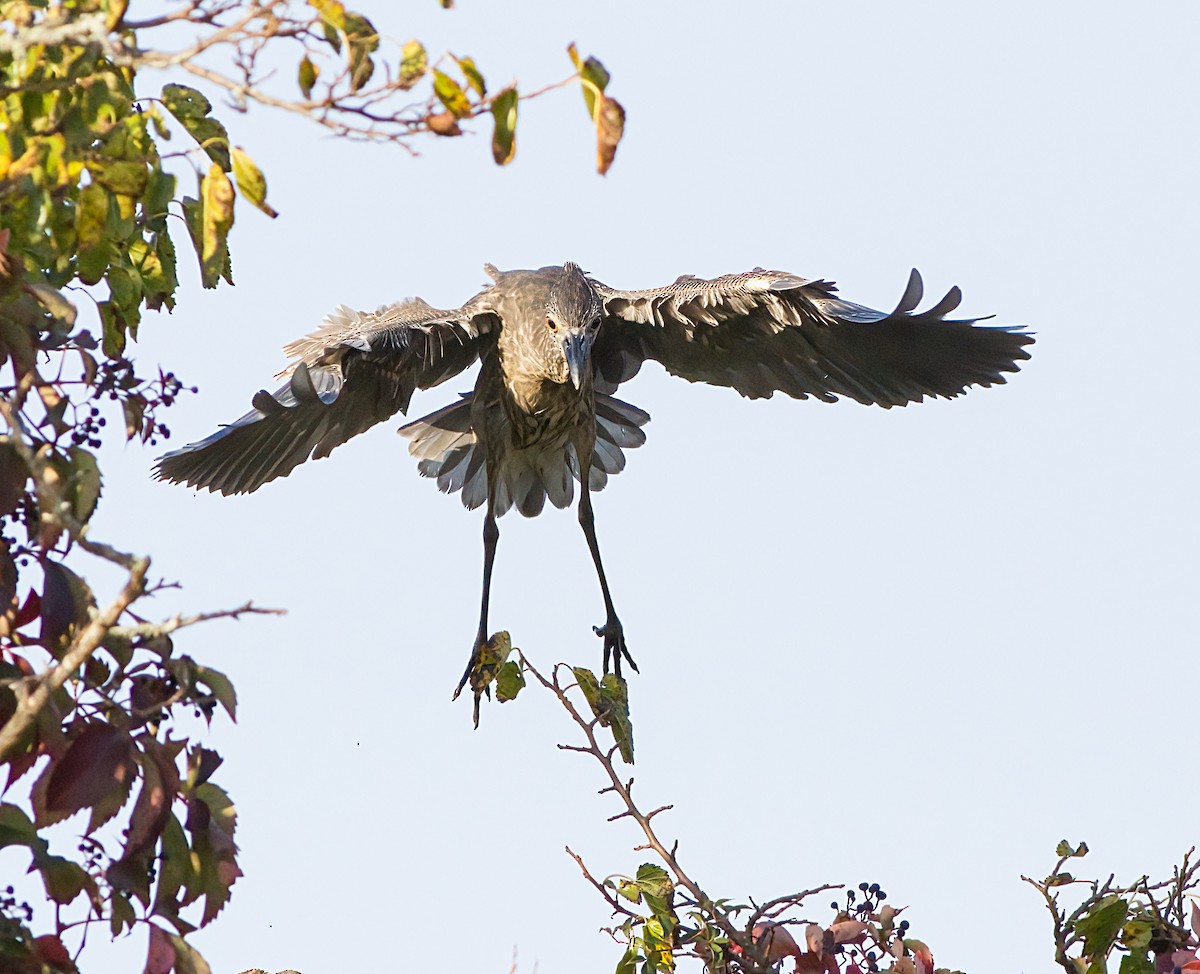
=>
[592,269,1032,407]
[154,292,499,494]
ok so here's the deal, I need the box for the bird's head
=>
[543,263,602,389]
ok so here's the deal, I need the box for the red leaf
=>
[751,923,802,963]
[32,934,75,971]
[831,919,869,944]
[4,746,40,792]
[12,589,40,629]
[110,737,183,903]
[144,924,174,974]
[0,538,16,611]
[39,559,85,648]
[45,721,135,815]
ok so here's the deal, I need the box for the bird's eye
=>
[547,318,558,333]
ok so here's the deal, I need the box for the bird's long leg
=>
[453,478,499,700]
[577,462,638,679]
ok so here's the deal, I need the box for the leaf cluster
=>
[1024,842,1200,974]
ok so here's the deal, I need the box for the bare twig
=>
[565,845,640,922]
[524,656,751,952]
[108,601,285,641]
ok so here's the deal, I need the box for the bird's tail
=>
[398,394,650,517]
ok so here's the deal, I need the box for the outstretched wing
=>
[154,293,499,495]
[590,268,1032,405]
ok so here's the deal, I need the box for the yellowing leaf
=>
[308,0,345,32]
[433,69,471,118]
[454,55,486,97]
[183,165,235,289]
[298,54,319,99]
[398,40,427,90]
[231,147,278,219]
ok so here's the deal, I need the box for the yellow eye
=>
[546,318,558,333]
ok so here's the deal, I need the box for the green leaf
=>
[110,890,136,936]
[495,659,524,702]
[75,181,110,285]
[231,146,278,219]
[601,673,634,764]
[33,852,90,905]
[160,84,230,170]
[0,802,41,851]
[574,667,602,712]
[613,877,641,903]
[573,668,634,763]
[88,159,147,196]
[298,54,319,99]
[454,55,486,97]
[567,44,610,117]
[153,813,198,918]
[491,86,518,166]
[129,230,178,312]
[398,40,427,90]
[344,14,379,92]
[190,782,240,926]
[143,165,175,231]
[160,83,212,120]
[636,864,673,902]
[66,446,101,524]
[1118,951,1154,974]
[1121,920,1152,951]
[433,69,471,118]
[1075,897,1128,961]
[615,946,639,974]
[106,261,142,319]
[195,665,237,721]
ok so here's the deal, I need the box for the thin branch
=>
[0,553,149,763]
[565,846,640,922]
[524,656,751,952]
[108,601,285,641]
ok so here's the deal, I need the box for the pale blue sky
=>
[63,1,1200,971]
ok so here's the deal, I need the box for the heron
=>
[154,263,1033,699]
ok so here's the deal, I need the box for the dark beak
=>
[563,333,589,389]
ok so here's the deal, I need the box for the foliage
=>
[1024,842,1200,974]
[514,655,1197,974]
[0,1,624,969]
[523,657,952,974]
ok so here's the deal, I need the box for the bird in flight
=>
[155,263,1033,701]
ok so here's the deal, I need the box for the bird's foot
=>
[593,617,638,679]
[452,637,483,702]
[453,631,515,729]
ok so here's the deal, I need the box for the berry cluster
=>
[0,884,34,926]
[832,882,911,974]
[80,360,197,449]
[70,402,107,448]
